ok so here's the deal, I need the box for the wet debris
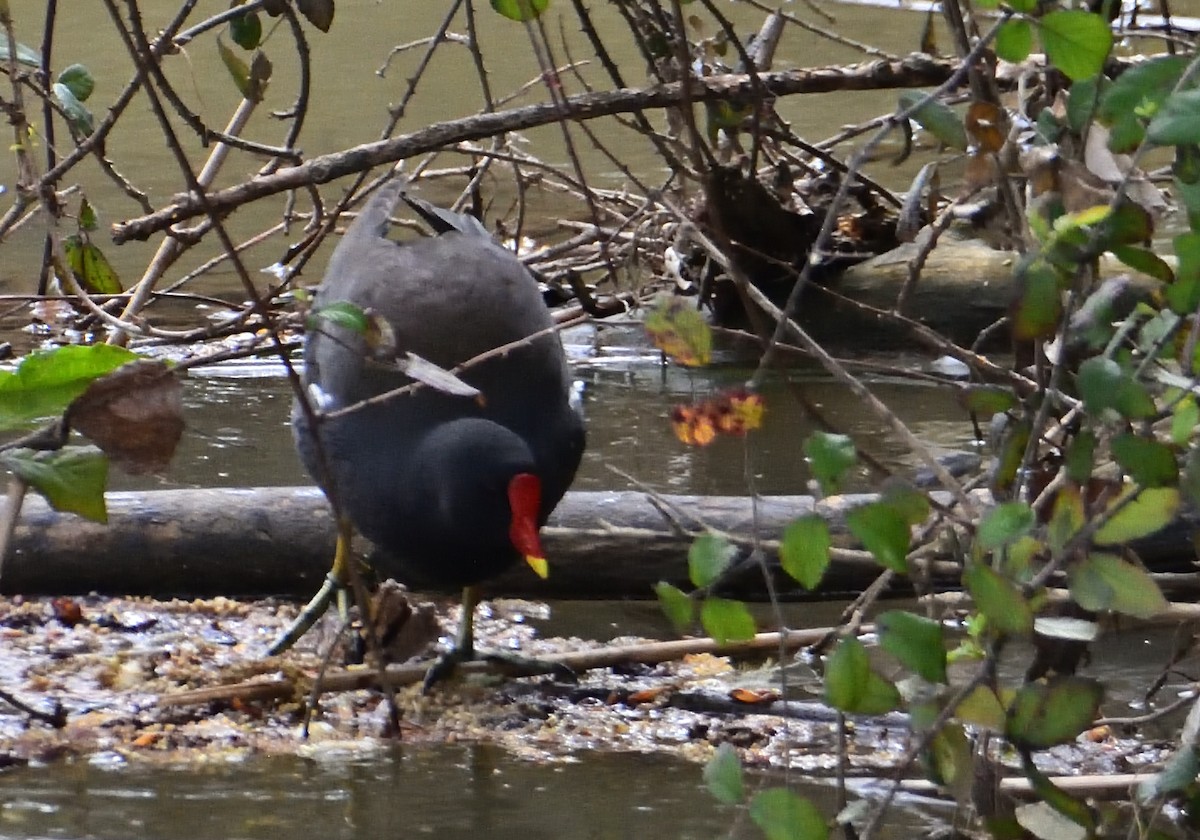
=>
[0,593,1166,782]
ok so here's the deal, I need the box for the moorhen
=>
[273,177,585,686]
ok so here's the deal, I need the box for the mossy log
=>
[821,240,1160,346]
[3,486,1195,600]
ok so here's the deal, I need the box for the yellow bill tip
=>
[525,554,549,579]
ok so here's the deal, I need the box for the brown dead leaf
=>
[1022,147,1060,198]
[729,687,779,705]
[1057,159,1115,213]
[131,732,160,748]
[965,101,1006,153]
[51,597,83,627]
[66,360,184,475]
[627,687,668,705]
[672,390,765,447]
[371,581,440,663]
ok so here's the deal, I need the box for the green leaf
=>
[1111,245,1173,283]
[803,431,857,495]
[898,91,968,151]
[1109,113,1148,153]
[1006,676,1103,749]
[78,197,97,232]
[1067,75,1106,135]
[1111,433,1178,487]
[1171,397,1198,446]
[1099,56,1186,126]
[993,418,1031,493]
[217,35,252,99]
[954,685,1006,731]
[0,345,137,429]
[700,597,756,644]
[1176,173,1200,231]
[1036,109,1065,144]
[824,637,900,715]
[230,8,263,50]
[779,515,830,590]
[1012,259,1062,340]
[877,610,947,684]
[977,502,1035,551]
[1039,10,1112,82]
[749,789,828,840]
[1069,553,1169,619]
[56,64,95,102]
[51,83,95,137]
[703,743,745,805]
[994,20,1033,63]
[0,38,41,68]
[1149,90,1200,146]
[2,446,108,522]
[644,297,711,367]
[1003,535,1043,582]
[883,484,930,526]
[1047,485,1084,555]
[1094,486,1180,545]
[1169,231,1200,315]
[1019,758,1097,833]
[958,386,1017,416]
[1076,357,1156,419]
[490,0,548,22]
[1056,204,1112,232]
[310,300,369,334]
[824,636,869,711]
[963,561,1033,637]
[655,582,694,633]
[689,533,736,588]
[927,723,974,801]
[63,234,121,294]
[846,501,910,573]
[1175,140,1200,184]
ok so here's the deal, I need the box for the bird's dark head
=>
[407,418,550,580]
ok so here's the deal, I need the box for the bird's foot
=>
[421,647,575,694]
[266,574,345,656]
[421,646,473,694]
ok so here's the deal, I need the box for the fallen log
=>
[826,240,1161,346]
[3,487,1196,600]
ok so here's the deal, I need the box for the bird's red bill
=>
[508,472,546,577]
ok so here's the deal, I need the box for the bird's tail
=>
[402,194,492,240]
[343,175,492,245]
[344,176,407,245]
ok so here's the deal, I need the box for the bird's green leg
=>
[267,517,355,656]
[421,585,479,692]
[421,586,574,692]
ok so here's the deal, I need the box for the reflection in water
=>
[0,745,820,840]
[110,354,976,498]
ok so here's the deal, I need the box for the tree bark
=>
[3,486,1196,600]
[112,55,960,243]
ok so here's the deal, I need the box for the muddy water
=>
[0,0,934,295]
[111,327,978,496]
[0,745,932,840]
